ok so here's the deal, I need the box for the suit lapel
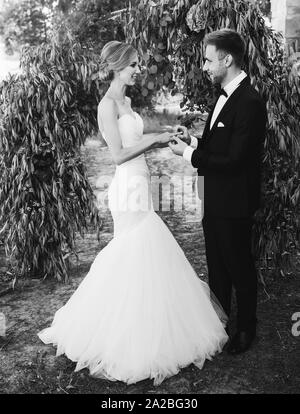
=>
[204,76,250,136]
[202,98,219,141]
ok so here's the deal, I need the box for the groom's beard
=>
[207,70,227,86]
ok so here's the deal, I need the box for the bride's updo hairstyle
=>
[99,41,137,81]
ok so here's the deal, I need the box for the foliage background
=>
[0,35,103,281]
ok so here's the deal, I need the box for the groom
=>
[169,29,267,354]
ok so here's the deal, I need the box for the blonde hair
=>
[99,41,137,81]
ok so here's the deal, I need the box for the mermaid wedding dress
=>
[38,111,228,385]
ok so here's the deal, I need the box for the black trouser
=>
[202,216,257,333]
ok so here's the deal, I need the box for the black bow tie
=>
[218,88,228,98]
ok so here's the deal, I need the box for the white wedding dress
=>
[38,111,228,385]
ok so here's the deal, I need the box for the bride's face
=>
[118,53,141,86]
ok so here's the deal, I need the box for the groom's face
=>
[203,44,227,85]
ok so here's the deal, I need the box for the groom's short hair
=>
[204,29,246,67]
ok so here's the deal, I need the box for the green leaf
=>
[154,54,163,63]
[149,65,158,74]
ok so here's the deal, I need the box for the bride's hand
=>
[153,132,182,148]
[175,125,191,145]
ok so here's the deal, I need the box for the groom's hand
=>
[176,125,191,145]
[168,137,188,156]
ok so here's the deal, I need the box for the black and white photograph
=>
[0,0,299,400]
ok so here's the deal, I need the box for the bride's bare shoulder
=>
[98,96,118,117]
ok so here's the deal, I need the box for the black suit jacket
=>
[191,77,267,218]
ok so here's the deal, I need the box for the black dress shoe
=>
[227,330,256,355]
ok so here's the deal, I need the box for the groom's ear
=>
[225,54,234,68]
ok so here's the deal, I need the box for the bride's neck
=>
[107,79,127,102]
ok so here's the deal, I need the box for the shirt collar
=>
[223,70,247,98]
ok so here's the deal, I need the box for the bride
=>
[38,41,228,386]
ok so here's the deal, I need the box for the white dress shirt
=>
[183,70,248,163]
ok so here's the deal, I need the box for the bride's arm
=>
[98,99,169,166]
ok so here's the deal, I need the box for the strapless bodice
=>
[105,110,152,223]
[101,111,146,169]
[117,112,144,148]
[101,111,144,148]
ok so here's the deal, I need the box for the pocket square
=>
[217,122,225,127]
